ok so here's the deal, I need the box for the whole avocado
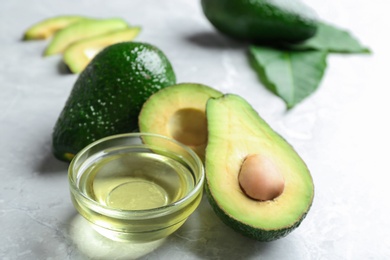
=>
[52,42,176,162]
[201,0,318,43]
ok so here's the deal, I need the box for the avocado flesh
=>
[63,27,141,73]
[23,15,87,40]
[52,42,176,162]
[205,94,314,241]
[139,83,222,161]
[44,18,129,56]
[201,0,317,43]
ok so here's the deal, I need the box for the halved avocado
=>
[44,18,129,56]
[139,83,222,161]
[205,94,314,241]
[23,15,88,40]
[63,27,141,73]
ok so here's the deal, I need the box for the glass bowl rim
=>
[68,132,205,219]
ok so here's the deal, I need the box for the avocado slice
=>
[23,15,87,40]
[63,27,141,73]
[201,0,318,43]
[205,94,314,241]
[44,18,129,56]
[52,42,176,162]
[139,83,222,161]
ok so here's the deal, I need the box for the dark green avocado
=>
[52,42,176,162]
[201,0,318,43]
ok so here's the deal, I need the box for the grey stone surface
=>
[1,0,389,259]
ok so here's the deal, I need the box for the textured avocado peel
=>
[52,42,176,162]
[201,0,318,44]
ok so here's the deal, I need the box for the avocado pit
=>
[238,154,285,201]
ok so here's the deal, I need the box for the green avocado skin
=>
[205,182,311,242]
[52,42,176,162]
[201,0,318,43]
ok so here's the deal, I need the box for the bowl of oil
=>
[68,133,204,242]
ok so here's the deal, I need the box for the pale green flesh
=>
[205,94,314,230]
[139,83,222,161]
[23,16,87,40]
[63,27,141,73]
[44,18,129,56]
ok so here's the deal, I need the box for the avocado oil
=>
[78,150,195,211]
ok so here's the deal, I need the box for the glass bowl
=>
[68,133,204,242]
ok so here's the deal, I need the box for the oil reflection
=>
[68,215,166,259]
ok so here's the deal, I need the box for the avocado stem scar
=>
[238,154,285,201]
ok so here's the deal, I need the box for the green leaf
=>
[249,45,328,108]
[289,22,371,53]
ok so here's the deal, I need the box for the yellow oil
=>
[78,151,195,211]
